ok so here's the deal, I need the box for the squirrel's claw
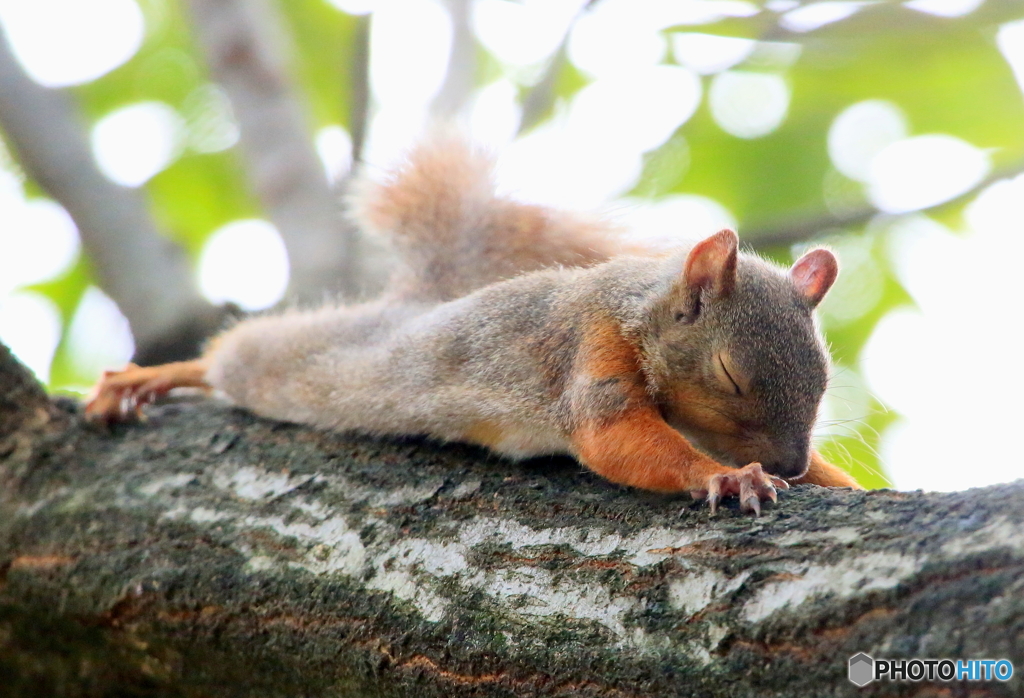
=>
[704,463,781,516]
[707,490,721,515]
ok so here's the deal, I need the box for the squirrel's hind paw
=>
[85,364,149,424]
[84,360,210,424]
[698,463,788,516]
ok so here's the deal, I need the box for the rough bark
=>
[1,346,1022,698]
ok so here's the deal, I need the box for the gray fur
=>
[206,253,829,474]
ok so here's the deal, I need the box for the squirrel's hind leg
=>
[85,360,211,424]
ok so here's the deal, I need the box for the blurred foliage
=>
[4,0,1024,490]
[25,258,92,390]
[277,0,361,130]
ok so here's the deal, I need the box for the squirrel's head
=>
[645,229,838,480]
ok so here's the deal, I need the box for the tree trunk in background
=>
[0,31,228,366]
[1,344,1022,698]
[185,0,386,303]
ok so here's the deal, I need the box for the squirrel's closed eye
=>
[716,353,743,396]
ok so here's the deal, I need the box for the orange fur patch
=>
[668,384,744,436]
[573,406,734,493]
[578,319,644,383]
[569,319,732,493]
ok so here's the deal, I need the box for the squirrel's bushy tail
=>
[350,136,625,301]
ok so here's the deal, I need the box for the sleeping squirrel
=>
[86,136,861,515]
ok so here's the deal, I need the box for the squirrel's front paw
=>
[692,463,789,516]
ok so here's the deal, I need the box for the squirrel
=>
[85,136,861,514]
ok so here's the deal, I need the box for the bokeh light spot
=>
[323,0,377,14]
[670,33,756,75]
[867,134,989,214]
[828,100,908,182]
[964,172,1024,234]
[904,0,984,17]
[569,66,702,154]
[568,0,757,80]
[997,19,1024,96]
[0,0,143,87]
[0,199,80,296]
[315,125,353,185]
[362,0,452,166]
[617,195,737,249]
[92,102,185,187]
[780,1,863,32]
[709,71,790,139]
[569,2,665,79]
[863,212,1024,490]
[182,84,240,154]
[67,286,135,382]
[498,116,642,209]
[199,220,290,311]
[369,0,451,107]
[473,0,584,68]
[497,66,701,209]
[468,80,522,149]
[0,291,62,383]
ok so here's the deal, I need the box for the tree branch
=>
[744,158,1024,249]
[518,41,567,135]
[348,13,371,166]
[2,345,1022,696]
[185,0,376,302]
[0,30,226,365]
[431,0,477,119]
[704,0,1024,44]
[518,0,601,135]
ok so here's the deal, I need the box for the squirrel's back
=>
[350,136,627,302]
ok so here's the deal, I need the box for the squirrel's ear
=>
[790,248,838,308]
[684,229,738,300]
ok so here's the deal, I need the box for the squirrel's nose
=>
[761,441,809,479]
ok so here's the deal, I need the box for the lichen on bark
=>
[1,347,1022,697]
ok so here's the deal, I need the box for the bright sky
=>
[0,0,1021,492]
